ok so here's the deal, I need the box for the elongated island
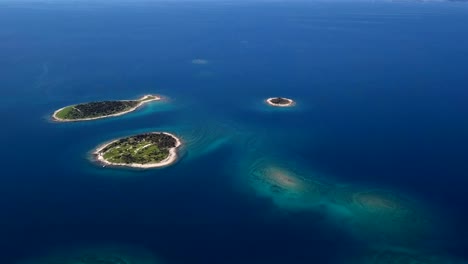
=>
[52,94,160,122]
[93,132,182,169]
[265,97,295,107]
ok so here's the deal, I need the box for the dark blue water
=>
[1,1,468,263]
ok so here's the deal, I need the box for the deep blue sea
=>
[1,1,468,263]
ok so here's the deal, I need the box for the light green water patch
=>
[329,186,434,246]
[178,120,243,161]
[203,137,231,153]
[231,131,266,156]
[17,244,162,264]
[351,246,465,264]
[240,154,335,211]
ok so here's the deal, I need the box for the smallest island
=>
[93,132,181,169]
[265,97,295,107]
[53,94,160,122]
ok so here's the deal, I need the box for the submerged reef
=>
[180,120,250,160]
[245,156,333,210]
[330,187,434,246]
[240,152,440,248]
[351,246,465,264]
[243,157,452,258]
[17,245,161,264]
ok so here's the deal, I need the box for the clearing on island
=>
[53,94,160,122]
[94,132,181,169]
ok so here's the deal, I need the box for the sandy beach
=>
[52,94,160,122]
[265,97,295,107]
[93,132,182,169]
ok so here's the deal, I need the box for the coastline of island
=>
[52,94,161,122]
[265,97,295,107]
[93,132,182,169]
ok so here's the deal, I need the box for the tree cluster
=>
[64,101,139,119]
[116,133,177,148]
[101,133,177,164]
[270,97,290,105]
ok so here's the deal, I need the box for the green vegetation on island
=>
[95,132,180,167]
[56,101,138,119]
[53,95,159,121]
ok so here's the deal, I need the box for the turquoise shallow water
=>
[1,1,468,263]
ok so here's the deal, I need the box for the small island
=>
[93,132,181,169]
[265,97,295,107]
[52,94,160,122]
